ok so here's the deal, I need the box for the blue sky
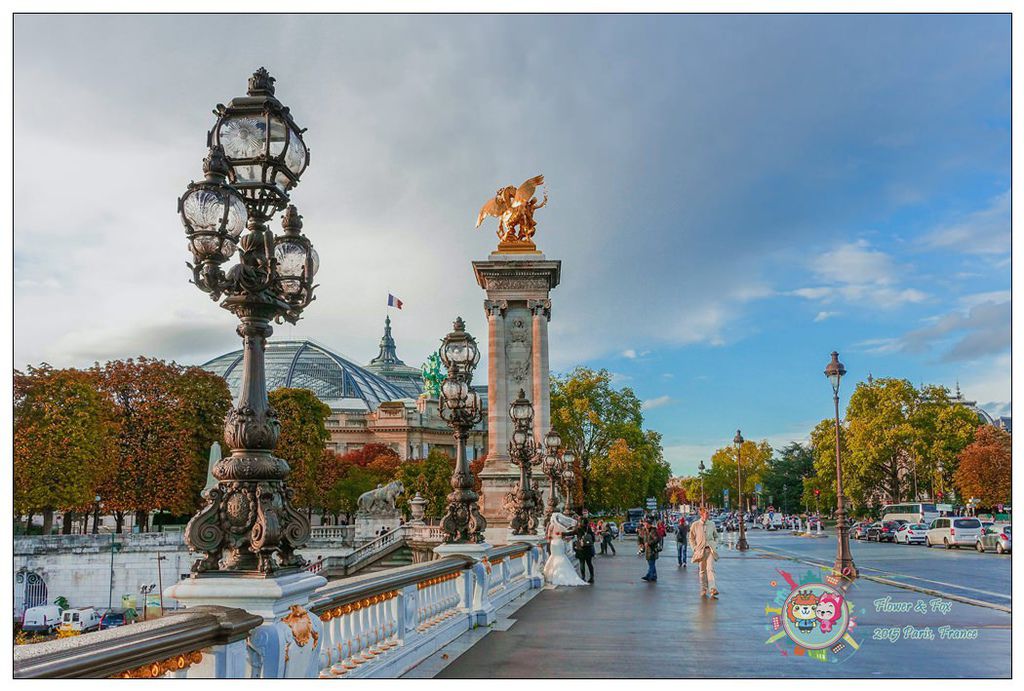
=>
[14,14,1010,475]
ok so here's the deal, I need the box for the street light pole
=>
[734,430,749,551]
[92,495,101,535]
[825,351,857,580]
[698,460,706,507]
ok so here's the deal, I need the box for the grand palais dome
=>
[202,339,411,411]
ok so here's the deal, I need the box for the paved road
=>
[432,531,1010,678]
[743,528,1011,609]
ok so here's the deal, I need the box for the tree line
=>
[668,377,1010,517]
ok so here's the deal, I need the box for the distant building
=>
[950,382,999,427]
[201,326,487,462]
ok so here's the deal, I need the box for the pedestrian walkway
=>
[426,535,1010,678]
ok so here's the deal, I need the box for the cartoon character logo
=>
[765,567,860,663]
[815,592,844,634]
[787,590,820,634]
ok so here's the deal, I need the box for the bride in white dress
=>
[544,512,589,586]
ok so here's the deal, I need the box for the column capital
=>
[527,298,551,320]
[484,299,509,317]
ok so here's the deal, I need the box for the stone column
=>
[529,299,552,442]
[473,254,561,545]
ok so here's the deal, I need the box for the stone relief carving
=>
[505,313,531,385]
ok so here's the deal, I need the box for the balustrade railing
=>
[308,524,356,544]
[13,606,261,679]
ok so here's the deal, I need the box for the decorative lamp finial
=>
[248,67,276,96]
[281,204,303,234]
[202,145,231,180]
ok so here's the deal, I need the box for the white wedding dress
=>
[544,513,589,586]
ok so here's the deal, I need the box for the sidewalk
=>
[433,537,1010,678]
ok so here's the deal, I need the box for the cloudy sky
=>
[14,14,1010,475]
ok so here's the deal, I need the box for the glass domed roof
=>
[202,339,410,411]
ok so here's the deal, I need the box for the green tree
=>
[705,439,772,511]
[911,385,980,499]
[395,449,458,519]
[763,442,815,514]
[269,387,331,514]
[14,365,117,534]
[844,377,918,505]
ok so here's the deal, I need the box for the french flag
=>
[387,293,403,309]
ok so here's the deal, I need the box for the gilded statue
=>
[475,174,548,249]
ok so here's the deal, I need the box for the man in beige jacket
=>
[688,506,720,599]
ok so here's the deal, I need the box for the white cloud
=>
[924,191,1009,255]
[790,239,927,309]
[813,311,837,322]
[622,348,637,359]
[641,395,672,411]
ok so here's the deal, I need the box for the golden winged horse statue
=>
[475,174,548,249]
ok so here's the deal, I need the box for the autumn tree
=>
[14,365,117,534]
[394,449,460,519]
[954,426,1011,506]
[94,358,231,532]
[704,438,772,511]
[269,388,332,515]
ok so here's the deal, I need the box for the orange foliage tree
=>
[14,365,118,534]
[93,358,231,532]
[954,425,1011,506]
[268,388,331,516]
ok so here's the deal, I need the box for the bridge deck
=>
[426,534,1010,678]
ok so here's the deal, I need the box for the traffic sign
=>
[723,489,729,497]
[755,483,762,494]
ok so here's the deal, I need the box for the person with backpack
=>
[641,521,661,582]
[573,517,596,583]
[675,515,688,567]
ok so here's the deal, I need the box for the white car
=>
[894,523,928,545]
[21,605,63,634]
[926,516,983,549]
[59,607,101,633]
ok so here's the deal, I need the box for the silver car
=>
[976,523,1011,554]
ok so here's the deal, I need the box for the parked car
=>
[894,523,928,545]
[99,608,137,630]
[622,521,638,535]
[976,523,1011,554]
[59,607,101,633]
[926,516,983,549]
[21,604,63,634]
[866,521,900,542]
[850,522,871,540]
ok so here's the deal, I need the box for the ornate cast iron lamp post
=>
[825,351,857,579]
[180,69,317,576]
[541,428,565,526]
[561,459,576,514]
[698,460,706,507]
[507,390,543,535]
[437,318,487,543]
[734,430,749,551]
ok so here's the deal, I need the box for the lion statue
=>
[357,481,405,515]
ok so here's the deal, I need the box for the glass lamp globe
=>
[562,451,576,467]
[509,391,533,423]
[561,468,575,484]
[544,428,562,450]
[180,148,247,264]
[511,428,529,448]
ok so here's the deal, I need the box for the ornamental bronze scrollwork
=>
[179,70,318,576]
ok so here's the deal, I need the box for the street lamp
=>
[181,69,317,576]
[508,390,543,535]
[698,460,706,507]
[825,351,857,580]
[542,429,565,526]
[437,318,487,544]
[92,494,102,535]
[734,430,749,551]
[561,461,576,514]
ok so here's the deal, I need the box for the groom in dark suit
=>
[573,517,597,583]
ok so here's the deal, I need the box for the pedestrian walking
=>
[656,519,667,550]
[602,522,617,555]
[689,506,720,599]
[573,518,596,583]
[636,520,647,557]
[641,521,661,581]
[596,520,607,555]
[675,515,688,567]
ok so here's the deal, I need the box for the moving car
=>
[21,604,63,634]
[866,521,900,542]
[975,523,1011,554]
[926,516,983,549]
[622,521,638,535]
[894,523,928,545]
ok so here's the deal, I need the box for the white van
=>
[926,516,983,549]
[60,607,101,633]
[22,605,63,634]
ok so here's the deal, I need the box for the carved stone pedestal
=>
[165,571,326,678]
[473,252,561,540]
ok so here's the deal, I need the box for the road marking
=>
[752,546,1012,613]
